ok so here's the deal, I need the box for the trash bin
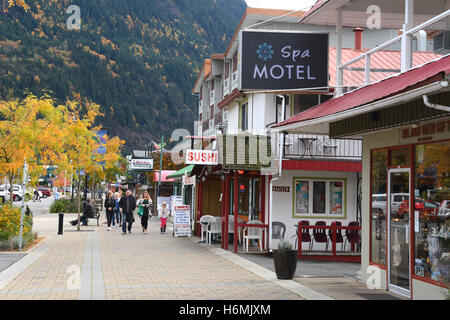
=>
[58,212,64,235]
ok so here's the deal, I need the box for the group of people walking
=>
[104,189,169,235]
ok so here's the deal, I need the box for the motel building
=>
[270,0,450,300]
[179,3,449,299]
[184,4,443,263]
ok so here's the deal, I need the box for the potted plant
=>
[273,241,297,280]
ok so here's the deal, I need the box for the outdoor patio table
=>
[298,137,317,157]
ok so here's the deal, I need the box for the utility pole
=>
[157,135,163,197]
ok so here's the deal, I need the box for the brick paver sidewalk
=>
[0,214,304,300]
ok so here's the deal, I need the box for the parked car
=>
[0,184,23,194]
[371,193,409,217]
[372,194,387,219]
[398,198,440,219]
[0,187,10,202]
[438,200,450,216]
[36,186,51,198]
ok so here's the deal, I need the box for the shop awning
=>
[166,165,194,180]
[272,54,450,134]
[153,170,176,182]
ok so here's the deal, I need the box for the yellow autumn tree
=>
[0,94,125,222]
[0,94,70,202]
[2,0,29,12]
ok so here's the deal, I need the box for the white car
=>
[372,193,409,217]
[0,187,11,202]
[439,200,450,216]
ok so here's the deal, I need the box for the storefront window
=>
[295,180,309,215]
[294,178,345,218]
[330,181,343,215]
[313,181,326,214]
[390,148,410,166]
[229,177,261,222]
[414,141,450,285]
[371,150,387,265]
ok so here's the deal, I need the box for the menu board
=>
[173,205,191,237]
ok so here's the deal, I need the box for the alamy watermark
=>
[366,5,381,30]
[66,5,81,30]
[66,265,81,290]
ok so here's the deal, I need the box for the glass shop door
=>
[387,168,411,298]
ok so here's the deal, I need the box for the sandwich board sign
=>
[173,205,191,237]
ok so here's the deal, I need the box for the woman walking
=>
[137,191,152,234]
[104,191,115,231]
[113,192,121,227]
[159,202,169,233]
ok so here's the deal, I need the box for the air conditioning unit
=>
[432,31,450,54]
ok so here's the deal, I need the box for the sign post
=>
[173,205,191,237]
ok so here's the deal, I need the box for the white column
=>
[365,54,371,85]
[336,7,343,96]
[401,0,414,72]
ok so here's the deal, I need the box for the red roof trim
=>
[218,89,243,109]
[283,159,362,172]
[274,54,450,128]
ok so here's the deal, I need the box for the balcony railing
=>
[282,134,362,160]
[336,10,450,96]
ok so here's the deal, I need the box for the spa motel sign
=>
[239,30,329,91]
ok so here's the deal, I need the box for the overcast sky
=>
[245,0,318,10]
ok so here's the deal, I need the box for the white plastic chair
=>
[207,217,222,244]
[228,216,244,244]
[199,215,214,242]
[243,220,264,252]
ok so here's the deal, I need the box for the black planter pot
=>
[273,250,297,280]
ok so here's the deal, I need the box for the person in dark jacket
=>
[104,191,115,231]
[70,199,94,226]
[118,190,136,234]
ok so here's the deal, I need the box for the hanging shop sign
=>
[185,149,218,165]
[183,175,196,185]
[239,30,329,91]
[173,205,191,237]
[129,158,154,171]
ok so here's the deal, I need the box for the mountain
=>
[0,0,247,152]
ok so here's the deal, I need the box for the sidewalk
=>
[0,214,306,300]
[0,213,403,300]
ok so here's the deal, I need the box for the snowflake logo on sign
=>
[256,43,274,61]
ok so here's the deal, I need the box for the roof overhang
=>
[275,79,450,137]
[302,0,449,29]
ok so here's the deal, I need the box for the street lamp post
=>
[19,160,28,251]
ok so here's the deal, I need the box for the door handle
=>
[405,225,409,244]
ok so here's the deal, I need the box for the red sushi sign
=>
[185,149,218,165]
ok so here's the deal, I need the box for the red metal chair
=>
[344,221,361,251]
[292,220,311,250]
[311,221,329,251]
[328,221,344,251]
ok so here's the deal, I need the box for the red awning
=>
[274,54,450,129]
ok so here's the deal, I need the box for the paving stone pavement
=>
[0,214,305,300]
